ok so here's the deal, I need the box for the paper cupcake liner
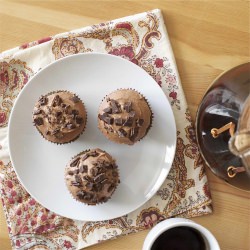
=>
[98,88,154,145]
[32,90,87,145]
[65,148,120,206]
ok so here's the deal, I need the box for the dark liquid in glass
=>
[151,226,206,250]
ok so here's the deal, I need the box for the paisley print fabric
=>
[0,9,212,249]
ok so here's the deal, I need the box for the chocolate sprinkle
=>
[117,128,127,137]
[34,117,43,126]
[79,165,88,173]
[51,128,60,135]
[129,127,139,141]
[71,181,82,187]
[83,175,92,182]
[108,184,115,193]
[90,167,98,177]
[88,151,99,157]
[56,111,62,117]
[71,109,79,116]
[75,174,82,183]
[124,102,132,112]
[110,99,120,114]
[123,117,133,127]
[67,123,76,130]
[85,182,94,190]
[52,95,62,107]
[128,111,136,117]
[103,107,112,114]
[70,157,80,167]
[75,115,83,124]
[137,118,144,127]
[39,96,48,105]
[94,173,106,183]
[33,108,42,115]
[77,190,86,199]
[68,171,74,175]
[114,118,123,126]
[70,95,80,103]
[99,113,114,125]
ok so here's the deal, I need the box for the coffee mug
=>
[142,218,220,250]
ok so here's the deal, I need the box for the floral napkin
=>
[0,9,212,249]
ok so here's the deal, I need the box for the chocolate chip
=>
[70,95,80,103]
[39,96,48,105]
[108,184,115,193]
[123,117,133,127]
[117,128,127,137]
[45,130,50,135]
[34,117,43,126]
[71,181,82,187]
[110,99,120,114]
[103,107,112,114]
[70,157,80,167]
[52,95,62,107]
[128,111,136,117]
[137,119,144,127]
[33,108,42,115]
[75,175,82,183]
[94,173,106,183]
[75,116,83,124]
[61,103,67,108]
[68,171,74,175]
[79,165,88,173]
[67,123,76,130]
[115,118,123,126]
[129,127,139,141]
[124,102,132,112]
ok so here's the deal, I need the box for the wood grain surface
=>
[0,1,249,250]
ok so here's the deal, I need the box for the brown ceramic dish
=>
[196,62,250,191]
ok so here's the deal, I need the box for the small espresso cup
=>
[143,218,220,250]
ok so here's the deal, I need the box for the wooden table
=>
[0,1,249,249]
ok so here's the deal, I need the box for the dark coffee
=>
[151,226,206,250]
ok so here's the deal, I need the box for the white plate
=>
[8,53,176,221]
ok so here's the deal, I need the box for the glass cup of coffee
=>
[143,218,220,250]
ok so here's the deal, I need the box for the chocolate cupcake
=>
[98,89,152,145]
[32,91,87,144]
[65,148,120,205]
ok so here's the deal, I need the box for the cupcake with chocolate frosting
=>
[98,89,152,145]
[65,148,120,205]
[32,90,87,144]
